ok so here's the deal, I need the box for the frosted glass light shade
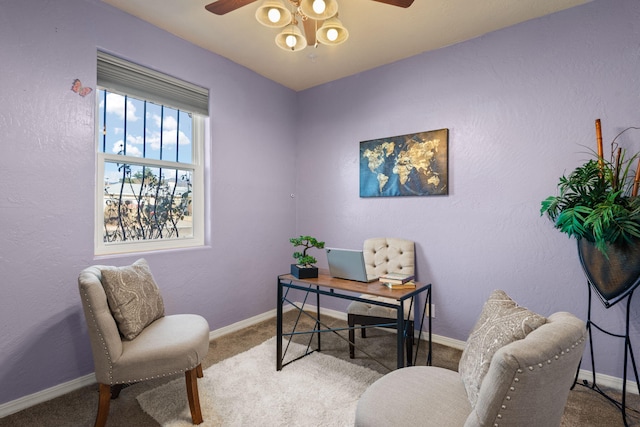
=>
[312,0,326,14]
[268,8,281,22]
[255,0,292,28]
[300,0,338,20]
[275,24,308,51]
[316,16,348,45]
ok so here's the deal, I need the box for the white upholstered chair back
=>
[363,237,415,279]
[347,237,417,362]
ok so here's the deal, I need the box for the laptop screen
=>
[325,248,375,282]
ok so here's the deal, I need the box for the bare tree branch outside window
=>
[103,163,193,243]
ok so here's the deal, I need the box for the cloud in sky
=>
[153,114,177,130]
[145,113,191,150]
[111,139,142,157]
[144,130,191,151]
[101,93,139,122]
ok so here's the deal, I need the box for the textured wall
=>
[296,0,640,380]
[0,0,297,404]
[1,0,638,407]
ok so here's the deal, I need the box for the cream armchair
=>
[355,290,587,427]
[347,238,416,364]
[78,259,210,427]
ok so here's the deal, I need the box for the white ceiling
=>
[101,0,590,91]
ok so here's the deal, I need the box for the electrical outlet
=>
[431,303,435,318]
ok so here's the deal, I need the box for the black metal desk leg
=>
[428,289,432,366]
[276,278,283,371]
[397,303,405,369]
[316,285,321,352]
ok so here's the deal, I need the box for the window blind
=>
[97,51,209,116]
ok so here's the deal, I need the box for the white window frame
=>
[95,51,207,256]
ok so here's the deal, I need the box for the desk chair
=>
[347,238,415,364]
[78,259,210,427]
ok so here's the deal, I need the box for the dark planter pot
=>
[291,264,318,279]
[577,238,640,308]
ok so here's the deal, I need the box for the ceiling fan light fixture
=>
[326,28,338,41]
[300,0,338,20]
[275,23,308,51]
[205,0,415,52]
[312,0,326,14]
[255,0,292,28]
[316,16,348,45]
[268,8,281,23]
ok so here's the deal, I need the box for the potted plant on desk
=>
[290,235,325,279]
[540,119,640,307]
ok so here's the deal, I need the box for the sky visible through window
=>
[98,90,193,183]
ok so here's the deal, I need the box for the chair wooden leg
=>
[110,384,124,399]
[196,363,204,378]
[95,383,111,427]
[185,366,203,425]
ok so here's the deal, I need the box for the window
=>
[95,51,208,255]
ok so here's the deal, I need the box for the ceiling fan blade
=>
[205,0,259,15]
[370,0,414,7]
[303,19,318,48]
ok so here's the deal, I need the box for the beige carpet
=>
[0,311,639,426]
[136,337,382,426]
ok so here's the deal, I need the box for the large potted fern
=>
[540,119,640,307]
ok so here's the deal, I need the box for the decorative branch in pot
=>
[540,119,640,307]
[290,235,325,279]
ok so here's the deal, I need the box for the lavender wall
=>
[296,0,640,381]
[1,0,638,408]
[0,0,297,405]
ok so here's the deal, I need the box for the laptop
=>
[325,248,377,282]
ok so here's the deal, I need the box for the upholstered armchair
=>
[347,238,416,364]
[78,259,210,427]
[355,290,587,427]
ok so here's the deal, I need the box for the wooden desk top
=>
[279,273,430,300]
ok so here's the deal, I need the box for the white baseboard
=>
[430,334,466,350]
[0,373,96,418]
[208,305,293,340]
[1,304,634,418]
[576,369,639,394]
[0,307,299,419]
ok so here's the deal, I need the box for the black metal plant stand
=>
[577,284,640,427]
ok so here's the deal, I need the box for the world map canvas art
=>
[360,129,449,197]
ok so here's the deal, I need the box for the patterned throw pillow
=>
[458,289,547,407]
[100,258,165,340]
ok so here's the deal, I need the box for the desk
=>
[277,273,431,371]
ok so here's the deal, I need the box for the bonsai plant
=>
[290,235,325,279]
[540,119,640,306]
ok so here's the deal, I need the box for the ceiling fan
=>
[205,0,414,50]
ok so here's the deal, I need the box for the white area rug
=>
[136,337,383,426]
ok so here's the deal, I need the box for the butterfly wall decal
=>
[71,79,92,97]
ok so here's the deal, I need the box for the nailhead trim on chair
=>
[492,337,585,426]
[119,367,200,384]
[82,289,116,384]
[82,289,200,385]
